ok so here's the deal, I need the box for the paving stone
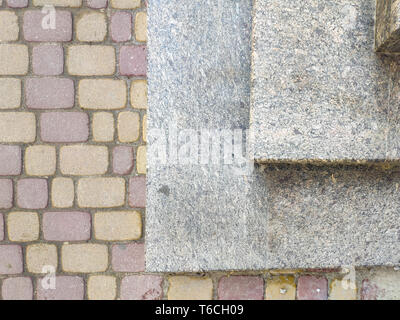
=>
[88,276,116,300]
[113,146,134,175]
[43,211,91,241]
[25,145,56,176]
[23,10,72,42]
[118,111,140,142]
[112,243,144,272]
[36,276,84,300]
[120,275,163,300]
[329,278,357,300]
[92,112,114,142]
[0,214,3,241]
[51,178,74,208]
[136,146,146,174]
[130,80,147,109]
[87,0,107,8]
[218,276,264,300]
[0,78,21,109]
[40,112,89,143]
[60,145,108,175]
[1,277,33,300]
[62,244,108,273]
[143,114,147,142]
[0,44,28,75]
[7,212,39,242]
[119,45,147,76]
[0,146,21,175]
[265,276,296,300]
[32,0,82,7]
[135,12,147,42]
[168,276,213,300]
[0,179,13,209]
[0,245,22,274]
[0,11,19,41]
[26,244,57,274]
[251,0,400,162]
[361,269,400,300]
[7,0,28,7]
[32,45,64,76]
[79,79,126,110]
[297,276,328,300]
[129,176,146,208]
[94,211,142,241]
[76,11,107,42]
[111,0,139,9]
[111,11,132,42]
[17,178,48,209]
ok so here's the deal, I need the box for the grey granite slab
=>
[376,0,400,53]
[147,0,400,272]
[251,0,400,162]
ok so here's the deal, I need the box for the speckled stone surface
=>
[147,0,400,272]
[376,0,400,53]
[251,0,400,162]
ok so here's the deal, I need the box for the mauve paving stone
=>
[0,145,21,175]
[119,46,147,76]
[0,179,13,209]
[112,243,145,272]
[113,146,134,175]
[129,176,146,208]
[251,0,400,162]
[218,276,264,300]
[111,12,132,42]
[0,214,3,241]
[120,275,163,300]
[297,276,328,300]
[43,212,91,241]
[36,276,84,300]
[0,245,23,275]
[7,0,28,7]
[87,0,107,8]
[17,178,48,209]
[2,277,33,300]
[32,45,64,76]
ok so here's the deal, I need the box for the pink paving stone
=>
[111,12,132,42]
[297,276,328,300]
[129,176,146,208]
[26,78,74,109]
[112,243,145,272]
[0,245,23,275]
[0,145,21,176]
[0,179,13,209]
[2,277,33,300]
[120,275,163,300]
[32,45,64,76]
[119,46,147,76]
[23,10,72,42]
[7,0,28,7]
[113,146,134,175]
[40,112,89,143]
[361,279,379,300]
[17,178,48,209]
[218,276,264,300]
[37,276,84,300]
[86,0,107,8]
[0,213,3,241]
[43,211,91,241]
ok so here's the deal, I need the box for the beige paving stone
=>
[92,112,114,142]
[76,12,107,42]
[329,279,357,300]
[88,275,117,300]
[0,113,35,143]
[25,145,56,176]
[94,211,142,241]
[60,145,108,175]
[265,276,296,300]
[51,177,74,208]
[0,11,19,41]
[110,0,140,9]
[77,177,125,208]
[8,212,39,242]
[135,12,147,42]
[26,244,57,274]
[62,244,108,273]
[79,79,126,110]
[0,45,28,75]
[0,79,21,109]
[168,276,213,300]
[130,80,147,109]
[67,45,115,76]
[143,114,147,143]
[136,146,146,174]
[33,0,82,7]
[118,112,140,142]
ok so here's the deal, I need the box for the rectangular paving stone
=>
[250,0,400,162]
[147,0,400,272]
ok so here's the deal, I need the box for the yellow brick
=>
[168,276,213,300]
[94,211,142,241]
[143,114,147,142]
[0,78,21,109]
[76,12,107,42]
[0,11,19,41]
[111,0,140,9]
[62,244,108,273]
[0,45,28,75]
[33,0,82,7]
[7,212,39,242]
[77,177,125,208]
[130,80,147,109]
[51,177,74,208]
[67,45,115,76]
[92,112,114,142]
[265,276,296,300]
[60,145,108,175]
[25,145,56,176]
[118,112,140,142]
[135,12,147,42]
[0,113,35,143]
[329,279,357,300]
[79,79,126,110]
[137,146,146,174]
[88,276,117,300]
[26,244,57,274]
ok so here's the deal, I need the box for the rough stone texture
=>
[251,0,400,162]
[376,0,400,53]
[361,269,400,300]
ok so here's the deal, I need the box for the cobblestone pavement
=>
[0,0,399,300]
